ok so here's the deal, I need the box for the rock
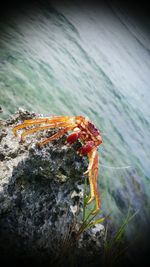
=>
[77,223,105,266]
[0,109,104,267]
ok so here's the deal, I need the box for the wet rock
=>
[0,109,104,267]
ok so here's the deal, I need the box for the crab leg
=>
[20,125,56,142]
[12,116,71,136]
[13,117,78,146]
[37,127,71,147]
[84,148,100,214]
[23,116,70,124]
[19,122,76,142]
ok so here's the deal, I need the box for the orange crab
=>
[13,115,102,214]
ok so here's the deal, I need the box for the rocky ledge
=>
[0,109,104,267]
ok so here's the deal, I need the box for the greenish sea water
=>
[0,1,150,240]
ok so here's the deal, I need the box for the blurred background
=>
[0,0,150,254]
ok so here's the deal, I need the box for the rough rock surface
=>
[0,109,104,267]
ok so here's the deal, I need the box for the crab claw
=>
[66,130,81,144]
[78,141,94,156]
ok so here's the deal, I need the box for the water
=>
[0,1,150,239]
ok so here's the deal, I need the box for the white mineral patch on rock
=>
[70,204,78,214]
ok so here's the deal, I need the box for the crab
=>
[13,115,102,214]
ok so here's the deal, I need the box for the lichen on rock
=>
[0,109,104,266]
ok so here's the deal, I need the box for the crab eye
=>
[88,122,99,136]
